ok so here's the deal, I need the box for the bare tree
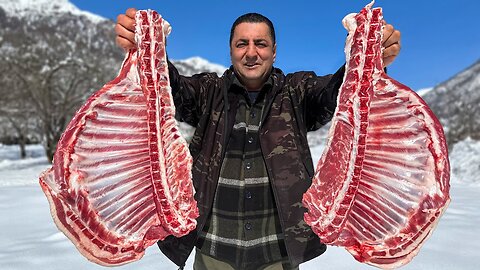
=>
[1,51,109,162]
[0,56,37,158]
[0,12,123,162]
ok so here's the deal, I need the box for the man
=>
[116,8,400,270]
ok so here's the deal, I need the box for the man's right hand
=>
[115,8,137,51]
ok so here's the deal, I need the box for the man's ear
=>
[273,43,277,63]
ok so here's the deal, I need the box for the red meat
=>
[39,10,198,266]
[302,2,450,269]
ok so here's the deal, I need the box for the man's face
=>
[230,22,276,91]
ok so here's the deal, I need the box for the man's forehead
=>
[232,22,272,40]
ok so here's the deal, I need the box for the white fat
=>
[162,18,172,37]
[342,13,358,34]
[342,0,375,33]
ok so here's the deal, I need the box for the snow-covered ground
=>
[0,142,479,270]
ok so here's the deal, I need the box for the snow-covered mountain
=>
[418,60,480,186]
[0,0,226,75]
[0,0,226,145]
[0,0,123,78]
[417,87,434,96]
[173,56,227,76]
[0,0,106,23]
[421,60,480,147]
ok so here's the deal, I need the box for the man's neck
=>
[233,68,273,92]
[239,79,263,92]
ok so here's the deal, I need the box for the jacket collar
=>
[222,66,285,129]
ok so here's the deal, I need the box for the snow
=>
[178,56,227,74]
[0,141,479,269]
[416,87,434,96]
[0,0,107,23]
[450,138,480,186]
[176,56,228,75]
[0,144,50,187]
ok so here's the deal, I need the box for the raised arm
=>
[300,21,400,130]
[114,8,221,126]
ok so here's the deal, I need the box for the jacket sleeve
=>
[167,59,220,127]
[302,65,345,131]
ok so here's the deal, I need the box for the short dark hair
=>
[229,13,276,46]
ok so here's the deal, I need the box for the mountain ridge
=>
[0,0,106,23]
[422,59,480,147]
[0,0,225,149]
[0,0,227,76]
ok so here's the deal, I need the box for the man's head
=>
[229,13,277,91]
[229,13,276,46]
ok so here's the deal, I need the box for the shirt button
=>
[245,162,252,170]
[245,222,252,230]
[245,191,252,199]
[250,111,256,118]
[248,136,254,144]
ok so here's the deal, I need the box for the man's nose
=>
[246,44,257,59]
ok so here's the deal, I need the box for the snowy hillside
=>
[449,138,480,186]
[422,60,480,147]
[173,57,227,76]
[0,0,226,76]
[416,87,433,96]
[0,0,226,147]
[0,0,106,23]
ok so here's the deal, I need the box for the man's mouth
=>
[245,63,259,68]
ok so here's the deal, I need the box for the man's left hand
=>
[382,22,401,67]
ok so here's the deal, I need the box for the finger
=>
[382,23,394,46]
[117,13,136,32]
[384,29,401,49]
[382,43,401,67]
[383,43,401,58]
[115,23,135,45]
[383,55,396,67]
[116,36,135,51]
[126,8,137,19]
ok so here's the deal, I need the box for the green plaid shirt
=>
[196,78,290,269]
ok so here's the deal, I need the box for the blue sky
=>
[70,0,479,90]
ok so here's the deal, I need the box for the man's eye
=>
[256,43,267,48]
[237,43,247,48]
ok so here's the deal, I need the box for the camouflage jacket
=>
[157,63,345,267]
